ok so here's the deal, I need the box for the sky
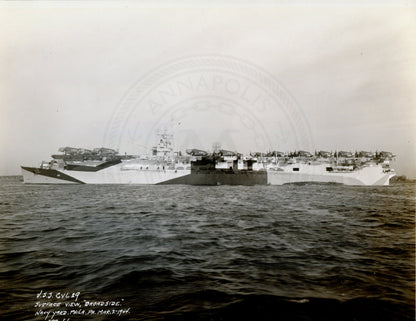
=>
[1,1,415,177]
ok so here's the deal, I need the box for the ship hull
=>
[21,164,395,186]
[267,171,394,186]
[21,164,191,185]
[267,164,395,186]
[21,167,84,184]
[158,170,267,185]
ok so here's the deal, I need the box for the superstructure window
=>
[293,168,299,171]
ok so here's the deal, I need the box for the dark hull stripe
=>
[65,159,121,172]
[21,167,85,184]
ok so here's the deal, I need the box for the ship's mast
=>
[336,150,338,166]
[152,129,174,157]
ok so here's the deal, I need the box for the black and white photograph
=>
[1,1,415,320]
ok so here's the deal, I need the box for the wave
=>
[133,292,415,321]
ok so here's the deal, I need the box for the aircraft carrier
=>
[21,133,396,185]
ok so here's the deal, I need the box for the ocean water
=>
[0,176,414,321]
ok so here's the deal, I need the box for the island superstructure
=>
[21,134,396,185]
